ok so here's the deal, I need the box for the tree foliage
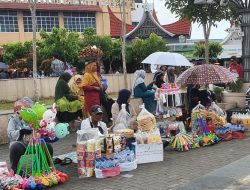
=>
[81,28,113,60]
[165,0,233,28]
[39,28,80,64]
[3,41,32,64]
[126,33,169,71]
[2,28,169,73]
[165,0,235,63]
[194,41,223,58]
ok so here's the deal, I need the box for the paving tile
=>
[2,134,250,190]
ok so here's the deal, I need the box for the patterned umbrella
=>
[176,64,237,85]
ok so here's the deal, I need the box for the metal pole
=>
[121,0,128,89]
[29,0,39,101]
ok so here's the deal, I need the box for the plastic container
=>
[120,159,137,172]
[95,166,121,179]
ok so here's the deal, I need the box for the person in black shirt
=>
[189,85,201,112]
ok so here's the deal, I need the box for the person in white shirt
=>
[80,105,108,135]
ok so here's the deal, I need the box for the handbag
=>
[92,75,108,104]
[99,88,108,104]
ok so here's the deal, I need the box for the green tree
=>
[165,0,234,64]
[126,33,169,71]
[81,28,121,72]
[39,28,80,65]
[81,28,113,60]
[194,41,223,59]
[3,41,32,65]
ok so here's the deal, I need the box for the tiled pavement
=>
[1,134,250,190]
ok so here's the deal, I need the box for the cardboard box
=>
[132,143,163,164]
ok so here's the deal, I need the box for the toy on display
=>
[160,83,180,94]
[194,133,220,147]
[215,123,245,140]
[15,137,68,189]
[2,101,70,189]
[171,133,194,151]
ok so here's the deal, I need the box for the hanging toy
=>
[38,103,57,139]
[19,108,40,129]
[54,123,70,139]
[171,133,194,151]
[16,137,68,189]
[32,102,47,120]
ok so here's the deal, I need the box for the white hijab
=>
[132,70,146,95]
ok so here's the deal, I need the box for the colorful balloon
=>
[32,103,47,120]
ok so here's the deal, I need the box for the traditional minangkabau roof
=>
[108,6,135,37]
[152,9,159,24]
[108,5,191,38]
[162,19,191,36]
[125,8,175,38]
[0,3,102,12]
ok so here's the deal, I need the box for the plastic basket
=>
[95,166,120,179]
[120,159,137,172]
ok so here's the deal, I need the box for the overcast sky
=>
[149,0,231,40]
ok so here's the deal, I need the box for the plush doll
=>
[54,123,69,139]
[206,117,215,133]
[39,103,57,136]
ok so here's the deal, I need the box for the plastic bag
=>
[77,128,99,143]
[137,104,156,132]
[192,101,205,112]
[209,102,226,117]
[113,104,131,132]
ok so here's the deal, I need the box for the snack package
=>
[76,129,100,178]
[137,104,156,132]
[113,104,131,132]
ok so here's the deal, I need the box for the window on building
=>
[0,11,19,32]
[64,12,96,32]
[23,11,59,32]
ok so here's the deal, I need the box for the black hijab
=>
[116,89,131,114]
[55,72,72,101]
[155,72,165,88]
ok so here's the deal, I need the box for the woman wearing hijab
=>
[68,74,84,103]
[55,72,83,122]
[111,89,137,129]
[80,61,102,116]
[132,70,156,113]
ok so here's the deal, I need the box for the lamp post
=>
[121,0,128,89]
[28,0,39,101]
[117,0,129,89]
